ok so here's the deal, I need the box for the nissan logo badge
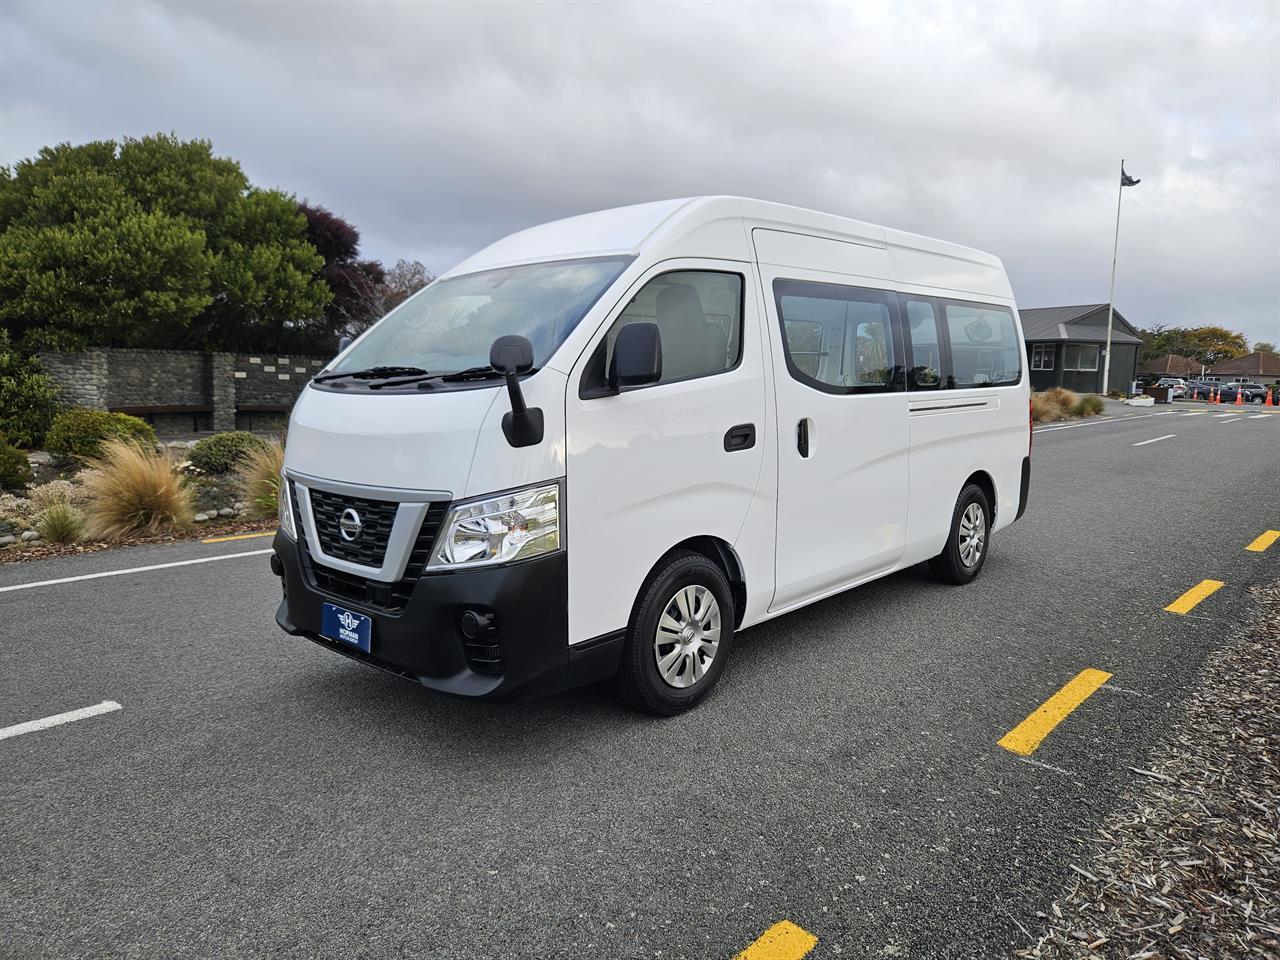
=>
[339,508,363,541]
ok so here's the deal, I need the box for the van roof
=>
[446,196,1008,296]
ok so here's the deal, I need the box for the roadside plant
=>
[1073,393,1105,416]
[189,431,268,475]
[0,328,58,448]
[36,501,86,544]
[233,439,285,520]
[27,478,86,511]
[45,408,157,464]
[0,437,33,491]
[82,439,195,539]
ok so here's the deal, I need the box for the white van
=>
[271,197,1031,714]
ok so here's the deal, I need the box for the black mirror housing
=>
[490,335,535,374]
[488,334,543,448]
[610,322,663,388]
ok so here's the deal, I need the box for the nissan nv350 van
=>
[271,197,1032,714]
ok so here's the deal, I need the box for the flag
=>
[1121,162,1141,187]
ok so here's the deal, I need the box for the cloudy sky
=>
[3,0,1277,344]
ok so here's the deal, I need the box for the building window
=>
[1030,344,1055,371]
[1063,344,1099,371]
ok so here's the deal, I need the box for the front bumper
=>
[272,532,617,700]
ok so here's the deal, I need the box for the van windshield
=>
[330,256,631,378]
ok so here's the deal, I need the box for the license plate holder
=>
[321,602,372,653]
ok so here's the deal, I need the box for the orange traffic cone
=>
[1211,388,1218,404]
[1235,387,1244,406]
[1267,390,1275,407]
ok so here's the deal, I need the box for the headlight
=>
[278,472,296,539]
[430,482,560,568]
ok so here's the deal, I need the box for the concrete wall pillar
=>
[210,352,237,432]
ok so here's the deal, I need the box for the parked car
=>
[271,197,1032,714]
[1185,380,1217,400]
[1155,377,1187,398]
[1214,382,1268,404]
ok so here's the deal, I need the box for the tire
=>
[615,550,735,716]
[928,483,992,585]
[1252,395,1264,405]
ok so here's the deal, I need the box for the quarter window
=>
[1063,344,1099,371]
[1030,344,1055,371]
[941,302,1021,387]
[904,298,943,389]
[774,279,899,393]
[601,270,743,386]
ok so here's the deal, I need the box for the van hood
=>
[283,371,567,499]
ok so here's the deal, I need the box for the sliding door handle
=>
[796,418,810,458]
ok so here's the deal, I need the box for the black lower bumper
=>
[1015,455,1031,522]
[272,532,620,700]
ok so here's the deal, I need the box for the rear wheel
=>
[928,483,991,585]
[616,550,735,716]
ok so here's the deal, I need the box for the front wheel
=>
[616,550,735,716]
[929,483,991,585]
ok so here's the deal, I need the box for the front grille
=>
[307,487,399,567]
[290,480,448,614]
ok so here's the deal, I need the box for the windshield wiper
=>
[436,365,507,382]
[313,365,429,383]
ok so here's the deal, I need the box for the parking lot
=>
[2,404,1277,959]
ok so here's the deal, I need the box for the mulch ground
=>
[0,518,278,565]
[1017,581,1280,958]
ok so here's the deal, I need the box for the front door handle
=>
[723,423,756,452]
[796,418,810,458]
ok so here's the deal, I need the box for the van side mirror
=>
[489,335,543,448]
[609,322,663,388]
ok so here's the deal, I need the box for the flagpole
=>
[1102,158,1124,395]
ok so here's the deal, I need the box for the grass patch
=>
[234,439,284,521]
[36,501,85,544]
[83,439,195,540]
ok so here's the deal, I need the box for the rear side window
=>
[602,270,743,386]
[774,279,900,393]
[903,298,943,389]
[941,302,1021,387]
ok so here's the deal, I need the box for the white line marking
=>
[0,549,273,594]
[1248,414,1269,419]
[1035,411,1170,434]
[1133,434,1176,446]
[0,700,121,740]
[1213,413,1235,418]
[1219,417,1241,424]
[1181,412,1207,417]
[1017,756,1077,777]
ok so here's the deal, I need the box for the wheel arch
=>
[963,469,997,524]
[654,535,747,628]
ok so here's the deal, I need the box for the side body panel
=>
[563,258,769,645]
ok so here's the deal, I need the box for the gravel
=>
[1017,580,1280,959]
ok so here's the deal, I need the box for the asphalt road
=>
[2,403,1277,960]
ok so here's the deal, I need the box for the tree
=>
[1137,324,1248,366]
[380,259,434,312]
[1254,341,1277,355]
[299,202,386,342]
[0,135,332,353]
[0,328,58,447]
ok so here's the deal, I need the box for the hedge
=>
[45,408,158,463]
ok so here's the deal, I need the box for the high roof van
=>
[271,197,1032,714]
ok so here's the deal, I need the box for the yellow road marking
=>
[997,668,1112,757]
[734,921,818,960]
[202,531,276,544]
[1164,579,1225,615]
[1246,530,1280,553]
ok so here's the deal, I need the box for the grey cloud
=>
[2,0,1277,343]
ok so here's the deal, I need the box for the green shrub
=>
[0,329,58,448]
[189,431,268,475]
[45,408,157,463]
[0,438,33,491]
[1072,393,1106,416]
[36,502,85,544]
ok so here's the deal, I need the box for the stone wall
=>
[37,347,329,436]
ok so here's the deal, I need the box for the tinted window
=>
[904,298,943,389]
[775,279,899,393]
[602,271,742,386]
[942,302,1021,387]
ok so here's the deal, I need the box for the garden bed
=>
[0,517,278,565]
